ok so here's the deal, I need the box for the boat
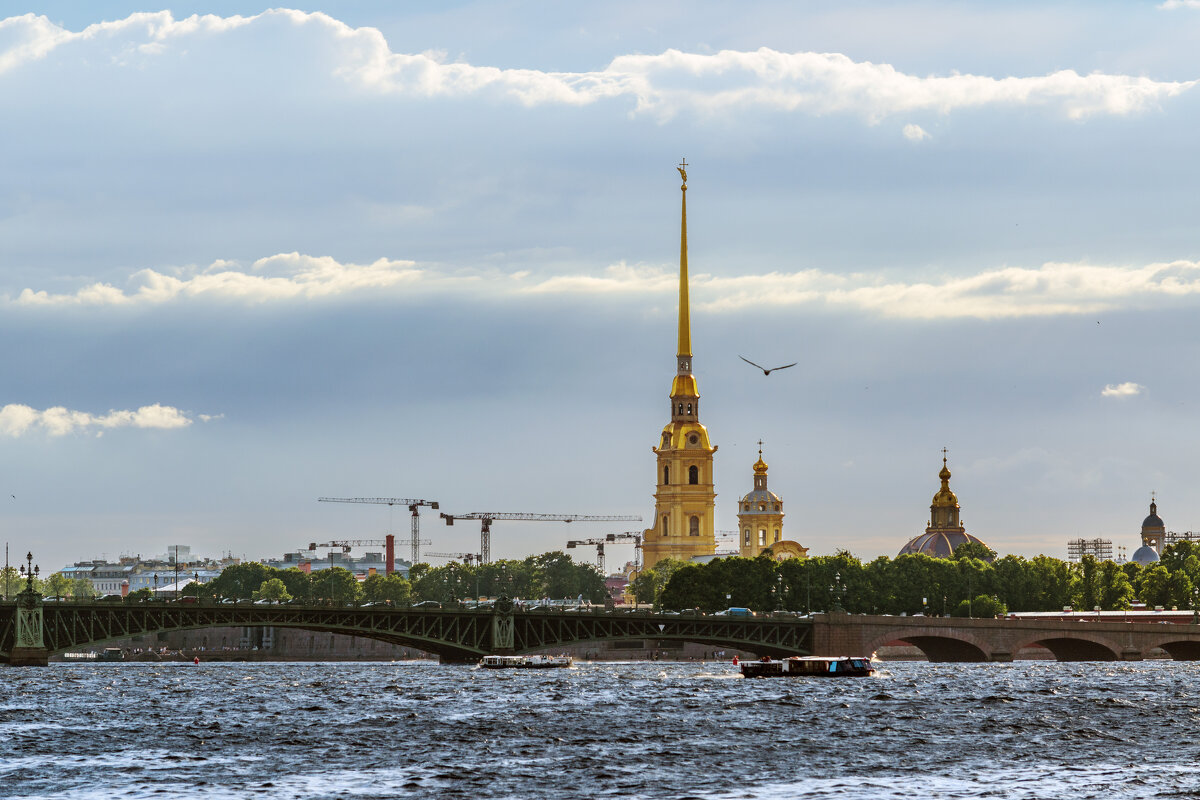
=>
[480,654,572,669]
[739,655,874,678]
[97,648,125,662]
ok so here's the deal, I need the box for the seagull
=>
[739,355,797,376]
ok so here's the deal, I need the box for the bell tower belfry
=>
[641,161,717,571]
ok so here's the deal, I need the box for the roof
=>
[898,530,992,560]
[1131,545,1160,565]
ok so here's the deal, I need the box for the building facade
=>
[641,163,717,570]
[736,447,808,560]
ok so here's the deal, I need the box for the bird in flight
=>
[739,355,797,376]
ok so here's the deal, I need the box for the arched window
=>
[689,516,700,536]
[774,529,781,543]
[686,403,692,414]
[758,530,766,546]
[689,465,699,484]
[743,529,751,546]
[677,403,684,415]
[662,515,669,536]
[663,466,669,485]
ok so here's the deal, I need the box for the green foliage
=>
[362,573,412,605]
[656,548,1162,617]
[44,572,74,598]
[125,587,154,602]
[204,562,277,600]
[253,578,292,602]
[953,541,997,562]
[317,567,360,604]
[71,578,97,599]
[629,558,688,606]
[407,552,606,605]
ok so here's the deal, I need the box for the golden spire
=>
[677,158,691,359]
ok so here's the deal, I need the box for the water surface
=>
[2,660,1196,799]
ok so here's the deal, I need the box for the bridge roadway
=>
[5,602,1200,665]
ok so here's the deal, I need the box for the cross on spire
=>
[757,439,764,458]
[942,446,949,465]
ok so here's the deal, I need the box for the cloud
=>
[0,11,1192,122]
[14,253,427,306]
[1101,382,1144,398]
[0,403,198,436]
[20,254,1200,321]
[903,123,931,141]
[1159,1,1200,8]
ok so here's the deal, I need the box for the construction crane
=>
[424,552,482,565]
[566,532,644,574]
[306,537,432,576]
[440,512,642,564]
[318,497,440,564]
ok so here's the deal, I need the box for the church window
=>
[689,466,699,484]
[677,403,684,415]
[689,516,700,536]
[774,529,781,543]
[687,403,692,414]
[775,503,780,512]
[744,529,751,546]
[663,466,669,485]
[758,530,766,546]
[662,515,669,536]
[758,503,765,511]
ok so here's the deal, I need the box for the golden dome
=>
[753,454,768,475]
[931,455,959,509]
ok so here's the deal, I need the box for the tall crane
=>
[306,537,432,576]
[318,497,440,564]
[566,532,644,574]
[440,512,642,564]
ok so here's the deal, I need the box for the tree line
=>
[637,541,1200,617]
[31,552,607,606]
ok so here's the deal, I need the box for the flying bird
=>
[739,355,797,376]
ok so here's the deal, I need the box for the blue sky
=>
[4,2,1200,572]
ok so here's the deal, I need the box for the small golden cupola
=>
[737,442,808,561]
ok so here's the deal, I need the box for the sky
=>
[4,1,1200,572]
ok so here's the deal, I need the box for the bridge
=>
[6,591,1200,665]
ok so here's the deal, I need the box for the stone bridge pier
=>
[812,612,1200,662]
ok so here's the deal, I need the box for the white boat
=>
[480,654,572,669]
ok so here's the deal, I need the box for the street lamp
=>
[829,572,845,613]
[1193,587,1198,625]
[18,552,39,593]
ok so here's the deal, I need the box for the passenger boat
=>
[739,655,874,678]
[480,654,572,669]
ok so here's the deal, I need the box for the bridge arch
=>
[1141,638,1200,661]
[866,628,992,662]
[1010,634,1121,661]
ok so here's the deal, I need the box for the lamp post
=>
[1193,587,1198,626]
[153,573,159,599]
[18,551,39,593]
[775,574,784,612]
[829,572,845,613]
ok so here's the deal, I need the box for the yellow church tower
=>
[641,161,718,570]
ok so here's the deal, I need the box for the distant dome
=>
[1131,544,1160,565]
[898,530,992,560]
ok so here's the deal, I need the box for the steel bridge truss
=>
[0,603,813,663]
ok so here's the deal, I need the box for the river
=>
[2,660,1197,799]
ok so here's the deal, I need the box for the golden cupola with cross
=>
[641,161,718,571]
[898,450,992,559]
[737,443,808,561]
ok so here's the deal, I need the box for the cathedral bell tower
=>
[641,161,717,570]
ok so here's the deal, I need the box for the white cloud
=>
[1159,1,1200,9]
[20,254,1200,321]
[0,403,198,437]
[14,253,427,306]
[0,11,1192,122]
[903,123,931,141]
[1101,382,1144,398]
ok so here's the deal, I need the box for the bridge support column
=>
[1120,650,1144,661]
[491,602,515,655]
[988,651,1014,663]
[8,587,49,667]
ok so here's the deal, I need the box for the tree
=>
[125,588,154,603]
[1138,565,1172,608]
[318,567,360,605]
[362,573,412,605]
[629,558,688,607]
[951,594,1007,618]
[953,541,997,562]
[253,578,292,602]
[276,568,313,602]
[71,578,97,599]
[0,566,22,599]
[44,573,74,599]
[205,563,277,600]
